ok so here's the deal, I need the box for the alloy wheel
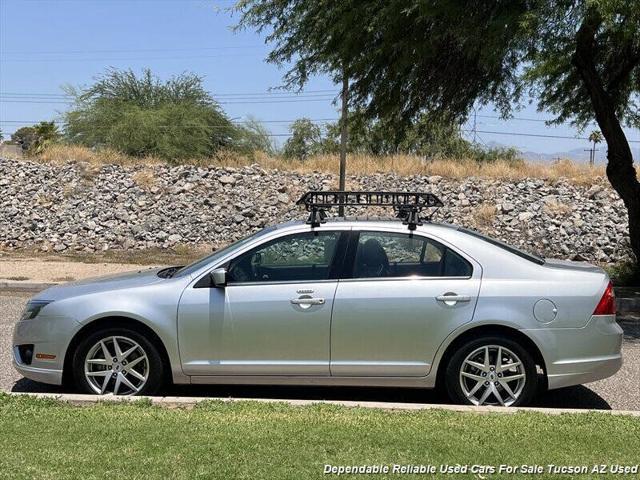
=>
[459,345,526,406]
[84,335,149,395]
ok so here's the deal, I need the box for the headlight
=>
[20,301,53,321]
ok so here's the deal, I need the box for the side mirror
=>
[210,268,227,288]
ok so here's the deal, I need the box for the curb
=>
[7,392,640,416]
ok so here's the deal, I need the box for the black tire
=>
[445,335,538,407]
[72,327,164,396]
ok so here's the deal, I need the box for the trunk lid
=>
[543,258,606,274]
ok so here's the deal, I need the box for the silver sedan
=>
[13,219,623,406]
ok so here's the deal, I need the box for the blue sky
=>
[1,0,638,156]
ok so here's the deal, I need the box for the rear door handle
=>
[436,294,471,305]
[290,298,325,305]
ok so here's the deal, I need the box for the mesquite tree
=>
[238,0,640,264]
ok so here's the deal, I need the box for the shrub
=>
[64,68,237,162]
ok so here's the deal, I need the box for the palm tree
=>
[587,130,604,166]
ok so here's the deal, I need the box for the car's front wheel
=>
[445,335,538,407]
[72,327,164,396]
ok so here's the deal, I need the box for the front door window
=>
[227,231,341,283]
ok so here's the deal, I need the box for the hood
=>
[543,258,605,274]
[34,267,167,301]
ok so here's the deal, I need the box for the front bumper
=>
[523,314,623,390]
[12,314,78,387]
[12,357,63,385]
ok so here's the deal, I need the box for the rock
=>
[219,175,236,185]
[0,157,631,264]
[501,202,515,213]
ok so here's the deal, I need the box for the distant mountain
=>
[519,147,608,164]
[484,140,639,164]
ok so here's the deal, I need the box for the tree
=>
[235,116,277,155]
[11,126,37,151]
[238,0,640,264]
[282,118,323,160]
[64,68,238,161]
[10,122,60,154]
[31,121,62,154]
[321,112,520,162]
[589,130,604,145]
[587,130,604,165]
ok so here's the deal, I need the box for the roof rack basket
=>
[296,191,443,230]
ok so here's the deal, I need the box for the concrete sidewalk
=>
[0,257,160,289]
[8,392,640,416]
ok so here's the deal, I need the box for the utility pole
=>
[584,144,599,166]
[338,70,348,217]
[472,107,477,144]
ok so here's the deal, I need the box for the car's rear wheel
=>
[73,328,163,396]
[445,335,538,407]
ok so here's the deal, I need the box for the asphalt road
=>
[2,293,639,410]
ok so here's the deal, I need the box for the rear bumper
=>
[523,314,623,390]
[545,354,622,390]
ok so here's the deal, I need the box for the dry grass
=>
[32,144,613,184]
[37,144,156,166]
[132,168,158,190]
[544,198,573,216]
[473,203,497,227]
[1,244,211,266]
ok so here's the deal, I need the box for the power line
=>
[0,89,337,98]
[462,128,640,143]
[0,45,264,55]
[0,118,338,125]
[0,97,336,105]
[0,53,267,63]
[476,114,553,123]
[0,94,600,124]
[0,95,338,101]
[0,98,338,105]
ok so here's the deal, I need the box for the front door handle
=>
[290,297,325,305]
[436,293,471,306]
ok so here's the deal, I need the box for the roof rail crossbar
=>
[296,191,444,230]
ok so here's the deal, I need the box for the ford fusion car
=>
[13,191,622,406]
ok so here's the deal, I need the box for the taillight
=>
[593,281,616,315]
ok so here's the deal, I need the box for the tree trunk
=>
[573,12,640,265]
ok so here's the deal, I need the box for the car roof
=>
[274,217,459,233]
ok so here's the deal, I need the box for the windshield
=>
[457,227,545,265]
[173,226,277,278]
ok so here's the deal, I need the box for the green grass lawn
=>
[1,394,639,479]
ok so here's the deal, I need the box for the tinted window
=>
[227,231,341,283]
[353,231,472,278]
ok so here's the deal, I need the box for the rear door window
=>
[352,231,472,279]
